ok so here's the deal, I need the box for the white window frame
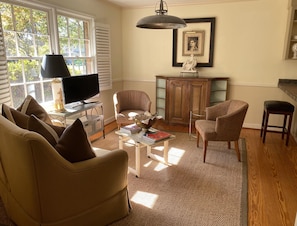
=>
[0,0,111,107]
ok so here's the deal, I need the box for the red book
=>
[143,130,171,143]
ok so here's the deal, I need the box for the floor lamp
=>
[41,54,71,112]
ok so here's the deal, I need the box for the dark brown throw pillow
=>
[17,95,52,125]
[55,119,96,163]
[28,115,65,147]
[2,104,30,129]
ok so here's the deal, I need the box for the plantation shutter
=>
[95,24,112,90]
[0,14,11,110]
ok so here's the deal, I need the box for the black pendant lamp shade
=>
[136,0,186,29]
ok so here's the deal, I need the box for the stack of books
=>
[119,124,141,134]
[142,130,171,143]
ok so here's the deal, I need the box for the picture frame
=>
[172,17,216,67]
[182,30,205,56]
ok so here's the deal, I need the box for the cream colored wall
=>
[121,0,297,139]
[37,0,297,139]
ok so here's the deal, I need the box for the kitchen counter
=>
[278,79,297,102]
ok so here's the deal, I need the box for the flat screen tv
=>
[62,73,100,105]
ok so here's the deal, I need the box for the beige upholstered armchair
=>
[195,100,249,163]
[113,90,152,129]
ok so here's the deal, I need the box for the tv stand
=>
[47,102,105,139]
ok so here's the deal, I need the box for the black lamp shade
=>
[41,54,71,78]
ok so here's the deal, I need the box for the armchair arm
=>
[206,101,230,120]
[215,108,247,140]
[113,93,121,114]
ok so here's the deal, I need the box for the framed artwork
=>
[182,30,205,56]
[172,17,216,67]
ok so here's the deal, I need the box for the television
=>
[62,73,100,105]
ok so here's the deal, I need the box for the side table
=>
[47,102,105,138]
[189,110,204,139]
[115,130,175,178]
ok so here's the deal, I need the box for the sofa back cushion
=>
[2,95,53,129]
[17,95,52,124]
[55,119,96,163]
[2,104,29,129]
[28,115,95,163]
[28,115,65,147]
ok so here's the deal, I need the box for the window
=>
[0,1,109,108]
[0,2,52,107]
[57,13,94,75]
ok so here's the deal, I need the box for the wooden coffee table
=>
[115,130,175,178]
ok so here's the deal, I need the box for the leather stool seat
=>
[264,101,295,112]
[260,100,294,145]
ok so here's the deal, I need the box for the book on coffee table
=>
[142,130,171,143]
[120,124,141,134]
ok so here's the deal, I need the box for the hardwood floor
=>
[90,121,297,226]
[241,128,297,226]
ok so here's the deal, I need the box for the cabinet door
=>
[189,80,209,116]
[284,1,297,59]
[167,79,189,124]
[156,78,166,119]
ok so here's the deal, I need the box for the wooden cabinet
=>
[284,0,297,59]
[156,76,228,125]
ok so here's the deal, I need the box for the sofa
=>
[0,101,130,225]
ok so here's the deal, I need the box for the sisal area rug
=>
[0,131,247,226]
[93,131,248,226]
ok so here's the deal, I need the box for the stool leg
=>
[260,110,266,137]
[262,111,269,143]
[282,115,288,139]
[286,113,293,146]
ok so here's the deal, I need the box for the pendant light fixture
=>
[136,0,186,29]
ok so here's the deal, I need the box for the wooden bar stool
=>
[260,100,295,145]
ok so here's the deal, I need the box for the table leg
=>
[135,143,141,177]
[147,145,152,157]
[119,135,123,149]
[163,140,169,164]
[189,111,192,138]
[146,140,169,165]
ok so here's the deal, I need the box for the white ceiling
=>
[103,0,253,8]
